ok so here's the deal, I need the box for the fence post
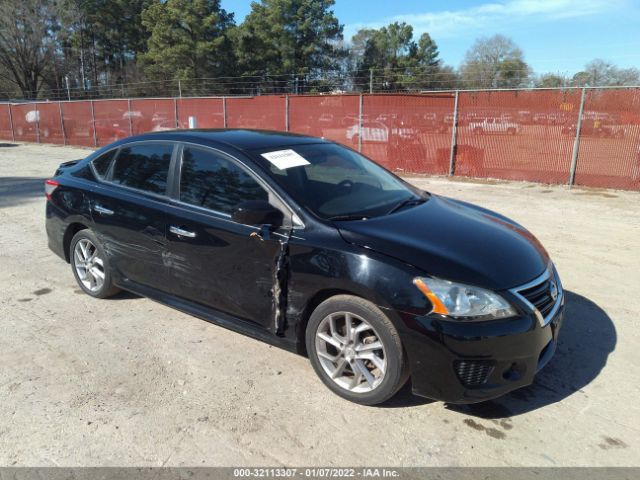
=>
[358,93,363,153]
[448,91,459,176]
[90,100,97,147]
[569,87,587,187]
[223,96,227,128]
[369,69,373,94]
[59,102,67,146]
[174,98,179,129]
[35,103,40,144]
[127,98,133,135]
[8,103,15,142]
[284,95,290,132]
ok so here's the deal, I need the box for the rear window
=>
[91,149,117,178]
[111,143,174,194]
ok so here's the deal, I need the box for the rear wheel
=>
[306,295,408,405]
[70,229,120,298]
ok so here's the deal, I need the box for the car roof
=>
[119,128,329,152]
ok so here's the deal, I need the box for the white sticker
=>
[260,149,310,170]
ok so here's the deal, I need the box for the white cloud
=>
[343,0,628,41]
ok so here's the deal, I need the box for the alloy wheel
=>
[315,311,387,393]
[73,238,105,293]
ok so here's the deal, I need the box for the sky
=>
[221,0,640,76]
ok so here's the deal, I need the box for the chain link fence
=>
[1,87,639,191]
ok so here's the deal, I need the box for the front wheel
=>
[306,295,408,405]
[70,229,120,298]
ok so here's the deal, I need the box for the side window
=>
[111,143,173,194]
[180,146,268,214]
[92,149,117,178]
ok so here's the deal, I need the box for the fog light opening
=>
[502,363,522,381]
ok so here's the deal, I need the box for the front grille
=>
[454,360,494,387]
[519,279,556,318]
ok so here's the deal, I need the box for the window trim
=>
[173,142,304,228]
[92,140,179,201]
[89,147,119,180]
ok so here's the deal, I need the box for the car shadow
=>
[0,143,18,148]
[379,290,615,412]
[0,176,46,208]
[379,379,435,408]
[446,290,616,418]
[109,290,141,300]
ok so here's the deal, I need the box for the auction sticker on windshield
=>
[261,149,310,169]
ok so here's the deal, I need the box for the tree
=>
[140,0,235,89]
[459,34,530,89]
[350,22,453,91]
[0,0,59,99]
[54,1,151,95]
[571,59,640,87]
[351,22,414,91]
[535,73,568,88]
[234,0,344,93]
[402,32,445,90]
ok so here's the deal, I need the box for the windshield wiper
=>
[386,195,428,215]
[327,214,369,222]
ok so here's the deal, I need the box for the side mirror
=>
[232,200,284,228]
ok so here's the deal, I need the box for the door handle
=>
[94,204,114,215]
[170,226,196,238]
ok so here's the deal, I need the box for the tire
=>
[306,295,408,405]
[70,229,120,298]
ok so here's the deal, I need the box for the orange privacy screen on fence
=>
[289,94,359,145]
[176,97,224,129]
[61,101,94,147]
[362,94,455,174]
[0,89,639,191]
[93,100,129,147]
[0,104,12,140]
[455,90,580,184]
[11,104,38,143]
[36,103,65,145]
[130,99,176,135]
[226,96,286,130]
[574,88,640,190]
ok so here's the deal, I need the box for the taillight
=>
[44,179,59,200]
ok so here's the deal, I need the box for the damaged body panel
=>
[46,129,564,405]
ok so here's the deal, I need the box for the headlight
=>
[413,277,516,321]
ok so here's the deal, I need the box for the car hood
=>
[336,194,549,291]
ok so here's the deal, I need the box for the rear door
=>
[90,141,176,291]
[164,144,290,327]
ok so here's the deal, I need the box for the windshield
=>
[252,143,425,220]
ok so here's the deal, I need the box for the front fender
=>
[285,239,432,345]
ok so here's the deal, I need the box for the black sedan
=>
[45,129,564,405]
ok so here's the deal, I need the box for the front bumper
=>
[391,290,565,404]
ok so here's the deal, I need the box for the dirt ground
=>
[0,142,639,466]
